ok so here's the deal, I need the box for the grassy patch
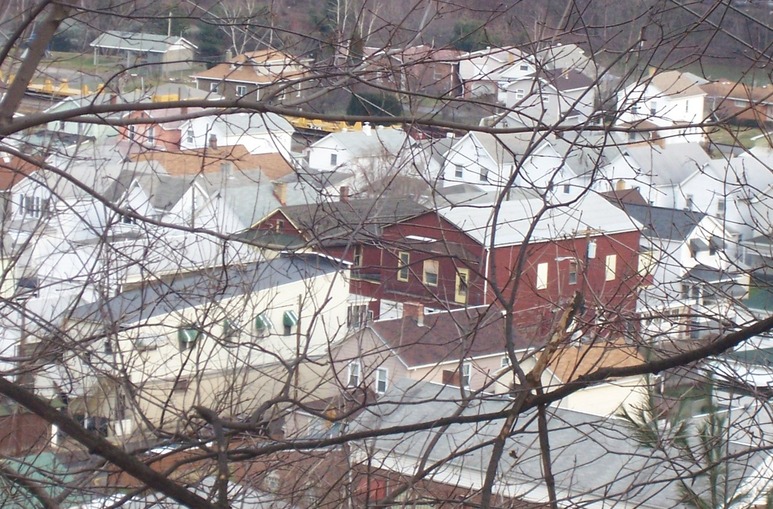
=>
[706,125,763,148]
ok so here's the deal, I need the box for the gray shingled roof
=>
[256,197,428,247]
[71,254,339,324]
[314,129,409,158]
[614,202,704,241]
[351,378,771,508]
[620,143,711,187]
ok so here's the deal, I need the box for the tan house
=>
[44,253,351,442]
[192,50,313,102]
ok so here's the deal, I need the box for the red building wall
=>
[372,212,641,328]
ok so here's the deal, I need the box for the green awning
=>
[178,328,199,344]
[283,310,298,327]
[255,313,273,332]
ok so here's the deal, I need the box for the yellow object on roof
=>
[286,116,362,133]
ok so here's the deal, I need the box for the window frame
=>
[536,262,548,290]
[178,326,200,351]
[461,362,471,389]
[455,164,464,178]
[455,268,470,304]
[347,361,361,387]
[423,259,439,286]
[397,252,410,282]
[235,84,247,96]
[605,254,617,281]
[568,261,578,285]
[376,367,388,394]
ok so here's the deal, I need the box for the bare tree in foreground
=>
[0,1,772,507]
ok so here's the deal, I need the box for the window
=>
[631,104,640,114]
[734,99,746,107]
[461,363,471,388]
[128,125,135,140]
[330,153,338,166]
[515,88,525,100]
[423,259,439,286]
[222,318,237,338]
[519,64,529,71]
[639,250,656,275]
[563,184,571,194]
[147,127,155,145]
[685,194,694,210]
[353,245,362,267]
[295,83,302,97]
[283,310,298,336]
[455,165,464,178]
[479,167,488,182]
[347,361,361,387]
[236,85,247,96]
[347,304,368,329]
[568,261,578,285]
[717,199,726,219]
[23,195,49,218]
[605,254,617,281]
[501,356,511,368]
[536,263,548,290]
[185,127,194,144]
[376,367,388,394]
[397,252,410,282]
[650,101,657,116]
[455,269,469,304]
[209,82,219,93]
[255,312,273,336]
[178,326,200,350]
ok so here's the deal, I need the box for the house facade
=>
[373,193,642,329]
[616,70,707,145]
[191,50,311,101]
[53,254,350,440]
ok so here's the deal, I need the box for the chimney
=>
[446,132,455,139]
[339,186,349,203]
[404,302,425,326]
[362,122,372,136]
[274,181,287,205]
[208,133,217,149]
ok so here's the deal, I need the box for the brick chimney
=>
[403,302,425,326]
[274,181,287,205]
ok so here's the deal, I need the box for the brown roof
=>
[649,70,706,99]
[131,146,293,179]
[0,156,40,190]
[192,50,308,84]
[702,81,773,105]
[547,339,643,383]
[373,306,539,368]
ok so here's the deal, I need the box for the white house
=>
[608,198,746,324]
[303,125,408,173]
[458,46,536,102]
[616,70,708,145]
[504,69,597,126]
[179,112,295,157]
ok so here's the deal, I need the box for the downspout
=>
[482,247,491,305]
